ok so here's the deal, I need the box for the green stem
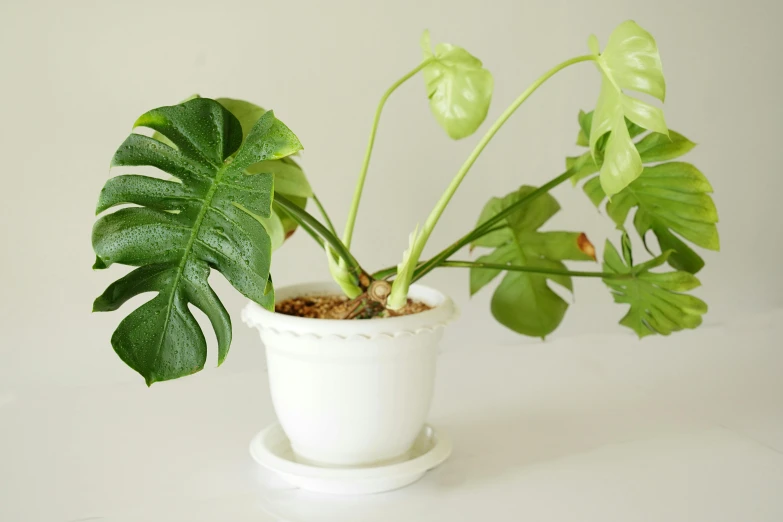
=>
[371,223,509,280]
[273,202,325,249]
[274,193,370,282]
[440,260,629,280]
[371,266,399,280]
[412,166,581,282]
[312,194,338,237]
[342,58,436,248]
[388,55,596,307]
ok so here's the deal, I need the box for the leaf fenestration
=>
[93,98,302,384]
[588,21,668,197]
[469,186,595,337]
[570,108,717,274]
[602,241,708,337]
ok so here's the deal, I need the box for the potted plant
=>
[92,20,718,491]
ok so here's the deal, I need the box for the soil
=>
[275,294,432,320]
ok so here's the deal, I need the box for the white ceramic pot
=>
[242,282,458,468]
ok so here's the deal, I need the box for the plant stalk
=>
[439,260,630,280]
[388,54,596,306]
[342,58,436,248]
[312,194,338,237]
[273,202,325,249]
[411,166,581,282]
[274,193,371,285]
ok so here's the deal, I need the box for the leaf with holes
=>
[602,240,708,337]
[92,98,302,385]
[421,30,494,140]
[217,98,311,246]
[153,96,311,248]
[583,161,718,274]
[568,106,713,274]
[469,186,596,337]
[587,20,668,197]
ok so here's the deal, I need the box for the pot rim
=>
[241,281,459,339]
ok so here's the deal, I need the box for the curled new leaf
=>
[588,21,668,198]
[93,98,302,385]
[469,186,595,337]
[387,225,420,310]
[421,30,494,140]
[602,240,708,337]
[327,246,362,299]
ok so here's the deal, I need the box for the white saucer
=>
[249,422,452,495]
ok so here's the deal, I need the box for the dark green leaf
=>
[216,98,311,245]
[96,175,194,214]
[93,98,301,384]
[154,96,310,245]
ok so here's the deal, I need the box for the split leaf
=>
[93,98,302,384]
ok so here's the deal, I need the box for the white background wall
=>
[0,0,780,390]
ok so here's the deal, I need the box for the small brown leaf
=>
[577,233,596,260]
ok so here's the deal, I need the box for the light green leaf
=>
[635,130,696,163]
[567,152,599,185]
[247,160,313,198]
[602,240,708,337]
[570,112,648,185]
[589,21,668,197]
[421,30,494,140]
[571,109,713,275]
[469,186,596,337]
[215,97,267,138]
[240,203,286,251]
[588,162,719,274]
[93,98,302,385]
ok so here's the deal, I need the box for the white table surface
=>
[3,309,782,522]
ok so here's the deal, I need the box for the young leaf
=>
[421,30,493,140]
[588,21,668,197]
[93,98,302,385]
[215,97,267,137]
[571,109,713,275]
[387,225,420,310]
[602,240,708,337]
[469,186,595,337]
[327,246,362,299]
[569,111,648,185]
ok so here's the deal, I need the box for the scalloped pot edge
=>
[243,281,459,471]
[241,281,459,340]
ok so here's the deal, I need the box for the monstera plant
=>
[93,20,719,384]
